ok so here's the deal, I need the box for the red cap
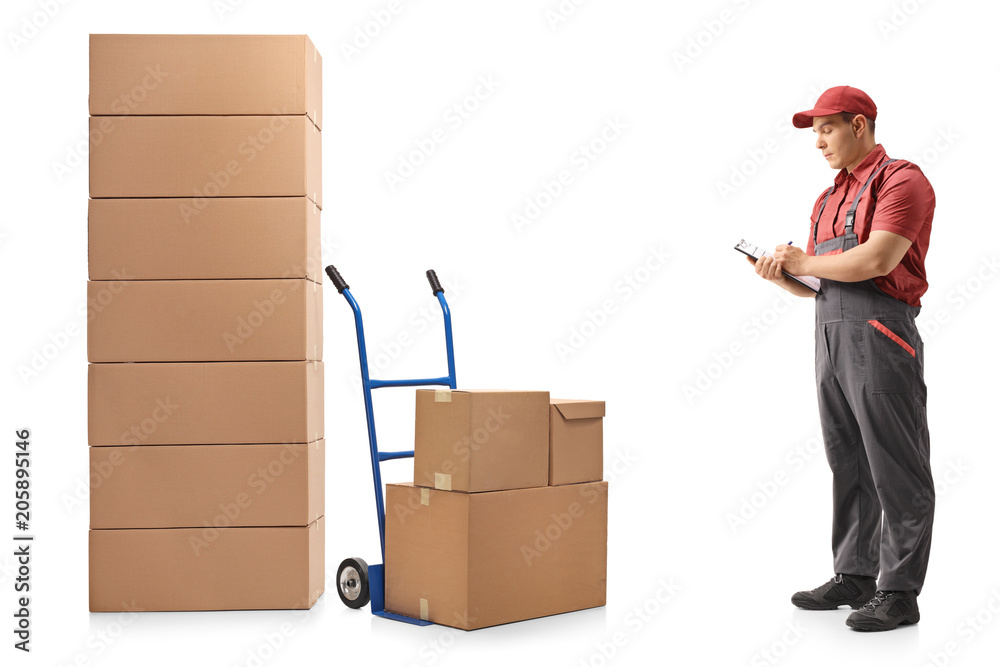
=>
[792,86,877,129]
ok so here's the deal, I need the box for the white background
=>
[2,0,999,665]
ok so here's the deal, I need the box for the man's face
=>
[812,114,860,171]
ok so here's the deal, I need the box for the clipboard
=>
[735,239,821,293]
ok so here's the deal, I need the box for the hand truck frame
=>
[324,265,456,625]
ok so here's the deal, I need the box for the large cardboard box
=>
[90,440,324,529]
[549,400,605,486]
[413,389,549,493]
[88,197,321,281]
[385,482,608,630]
[88,361,323,446]
[87,279,322,362]
[90,34,322,128]
[89,115,322,206]
[89,517,325,611]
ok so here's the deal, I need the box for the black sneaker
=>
[791,573,877,610]
[846,590,920,631]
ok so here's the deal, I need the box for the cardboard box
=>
[90,440,324,529]
[549,400,605,486]
[90,517,324,611]
[87,279,322,363]
[88,197,321,281]
[413,389,549,493]
[88,361,323,446]
[89,115,322,206]
[385,482,607,630]
[90,34,322,129]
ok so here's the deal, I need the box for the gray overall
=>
[813,158,934,595]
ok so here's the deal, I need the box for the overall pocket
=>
[863,319,918,393]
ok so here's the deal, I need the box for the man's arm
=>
[772,230,913,282]
[746,255,817,298]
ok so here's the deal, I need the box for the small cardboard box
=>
[413,389,549,493]
[90,34,323,128]
[87,279,322,363]
[549,399,605,486]
[89,115,322,206]
[89,517,325,611]
[88,361,323,446]
[385,482,607,630]
[88,197,321,281]
[90,440,324,529]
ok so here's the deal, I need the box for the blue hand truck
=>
[324,265,457,625]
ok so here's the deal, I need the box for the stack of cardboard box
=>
[385,389,607,630]
[86,35,325,612]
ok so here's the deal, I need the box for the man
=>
[748,86,936,631]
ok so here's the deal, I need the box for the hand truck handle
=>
[325,265,350,294]
[426,269,444,295]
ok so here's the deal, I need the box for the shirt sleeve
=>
[870,164,936,243]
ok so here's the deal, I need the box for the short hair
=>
[840,111,875,135]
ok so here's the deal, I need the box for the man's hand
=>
[747,253,817,298]
[772,244,809,275]
[747,254,786,284]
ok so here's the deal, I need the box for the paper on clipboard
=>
[735,239,821,293]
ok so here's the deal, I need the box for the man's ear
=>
[852,115,867,138]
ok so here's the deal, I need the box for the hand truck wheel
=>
[337,557,370,609]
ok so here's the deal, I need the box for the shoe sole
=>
[791,597,870,611]
[846,615,920,632]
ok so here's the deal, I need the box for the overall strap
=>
[812,186,836,246]
[845,158,897,234]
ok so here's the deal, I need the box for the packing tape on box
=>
[435,389,452,403]
[434,473,452,491]
[421,488,430,506]
[419,598,429,621]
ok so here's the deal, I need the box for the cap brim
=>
[792,107,843,129]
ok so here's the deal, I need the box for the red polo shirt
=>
[806,144,935,306]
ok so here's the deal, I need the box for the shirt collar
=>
[834,144,887,186]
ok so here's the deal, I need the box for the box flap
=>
[552,399,605,420]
